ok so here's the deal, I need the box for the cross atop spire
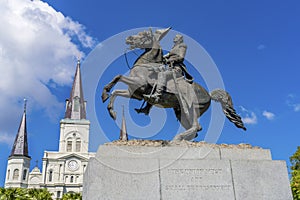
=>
[10,99,30,158]
[64,60,86,120]
[23,98,27,113]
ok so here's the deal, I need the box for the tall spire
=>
[119,106,128,141]
[10,99,30,158]
[64,60,86,120]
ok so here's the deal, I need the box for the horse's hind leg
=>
[107,89,131,120]
[173,104,202,141]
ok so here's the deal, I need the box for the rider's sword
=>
[170,62,189,115]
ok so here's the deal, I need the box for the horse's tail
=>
[210,89,246,131]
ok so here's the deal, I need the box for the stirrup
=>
[143,93,161,103]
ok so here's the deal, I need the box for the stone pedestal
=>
[83,140,292,200]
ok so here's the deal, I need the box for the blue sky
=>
[0,0,300,186]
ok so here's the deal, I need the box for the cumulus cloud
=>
[0,0,95,145]
[239,106,257,125]
[262,110,275,120]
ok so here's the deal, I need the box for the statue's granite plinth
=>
[83,140,292,200]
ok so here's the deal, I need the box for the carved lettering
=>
[164,167,231,193]
[165,184,231,191]
[167,168,222,175]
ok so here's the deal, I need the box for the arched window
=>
[67,141,72,152]
[70,175,74,183]
[22,169,27,181]
[49,170,53,182]
[76,140,81,152]
[7,170,10,180]
[13,169,19,180]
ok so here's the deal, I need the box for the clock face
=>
[68,160,79,171]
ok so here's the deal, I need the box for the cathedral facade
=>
[4,61,95,199]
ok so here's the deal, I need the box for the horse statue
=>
[102,27,246,141]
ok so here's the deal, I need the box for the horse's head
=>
[126,27,171,50]
[126,29,154,50]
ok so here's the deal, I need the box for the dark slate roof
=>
[64,60,86,120]
[10,100,30,158]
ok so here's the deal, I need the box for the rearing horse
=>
[102,28,246,141]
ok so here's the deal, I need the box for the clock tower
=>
[34,60,95,199]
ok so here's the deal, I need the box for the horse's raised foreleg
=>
[102,74,144,102]
[102,75,122,102]
[107,89,131,120]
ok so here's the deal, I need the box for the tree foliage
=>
[62,192,82,200]
[291,146,300,200]
[0,188,52,200]
[0,188,82,200]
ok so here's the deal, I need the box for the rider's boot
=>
[135,103,152,115]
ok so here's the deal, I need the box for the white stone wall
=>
[26,118,95,199]
[59,119,90,153]
[28,167,42,189]
[38,151,95,199]
[5,156,31,188]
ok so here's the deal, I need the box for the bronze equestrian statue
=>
[102,27,246,141]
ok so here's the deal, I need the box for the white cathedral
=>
[4,60,96,199]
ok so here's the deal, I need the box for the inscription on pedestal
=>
[84,144,293,200]
[160,160,235,200]
[165,184,231,191]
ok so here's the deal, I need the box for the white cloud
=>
[294,104,300,112]
[239,106,258,125]
[0,132,15,146]
[0,0,95,140]
[242,112,257,124]
[286,94,300,112]
[257,44,266,50]
[262,110,275,120]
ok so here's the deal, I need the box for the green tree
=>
[0,188,52,200]
[27,188,53,200]
[62,192,82,200]
[0,188,29,200]
[291,146,300,200]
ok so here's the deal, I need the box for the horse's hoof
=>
[102,93,109,103]
[109,111,117,120]
[197,125,202,132]
[172,135,183,141]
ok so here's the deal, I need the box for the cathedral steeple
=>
[64,60,86,120]
[119,106,128,141]
[10,99,30,158]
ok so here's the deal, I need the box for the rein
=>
[124,49,134,70]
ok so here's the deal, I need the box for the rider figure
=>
[144,34,193,103]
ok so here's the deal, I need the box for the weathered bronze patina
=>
[102,27,246,141]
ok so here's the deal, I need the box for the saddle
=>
[139,64,194,108]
